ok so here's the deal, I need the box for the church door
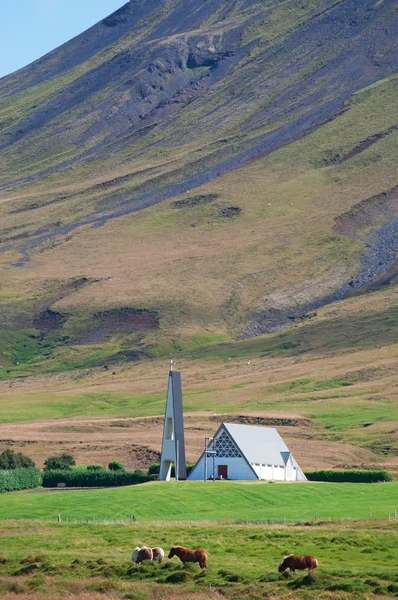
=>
[218,465,228,479]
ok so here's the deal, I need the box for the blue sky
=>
[0,0,126,79]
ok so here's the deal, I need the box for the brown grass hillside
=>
[0,0,397,472]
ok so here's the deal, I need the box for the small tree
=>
[0,449,36,470]
[108,461,125,471]
[43,454,75,471]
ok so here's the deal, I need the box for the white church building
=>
[187,423,307,481]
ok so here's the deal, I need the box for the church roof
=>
[217,423,294,468]
[187,422,307,480]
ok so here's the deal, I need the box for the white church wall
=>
[250,463,301,481]
[273,465,286,481]
[188,455,257,480]
[251,464,273,480]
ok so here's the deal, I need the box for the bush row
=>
[148,463,195,477]
[42,468,151,488]
[0,468,42,492]
[305,469,394,483]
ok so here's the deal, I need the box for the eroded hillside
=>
[0,0,397,375]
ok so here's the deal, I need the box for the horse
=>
[152,547,165,564]
[132,546,164,564]
[132,546,153,564]
[168,546,208,569]
[278,554,318,574]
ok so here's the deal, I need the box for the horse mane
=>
[280,554,294,565]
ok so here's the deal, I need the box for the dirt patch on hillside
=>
[93,307,158,329]
[33,309,65,332]
[210,414,312,427]
[32,277,92,333]
[334,185,398,240]
[73,307,159,344]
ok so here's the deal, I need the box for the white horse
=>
[132,546,164,564]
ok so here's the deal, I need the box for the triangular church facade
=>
[187,423,306,481]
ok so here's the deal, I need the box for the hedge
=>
[42,468,151,488]
[148,463,195,478]
[0,468,42,492]
[305,469,394,483]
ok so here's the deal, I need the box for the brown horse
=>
[278,554,318,574]
[168,546,208,569]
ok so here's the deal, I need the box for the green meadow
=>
[1,481,397,522]
[0,519,397,599]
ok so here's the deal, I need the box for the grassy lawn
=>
[1,481,397,523]
[0,519,397,598]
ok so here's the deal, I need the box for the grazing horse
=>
[132,546,153,564]
[168,546,208,569]
[278,554,318,574]
[151,547,165,564]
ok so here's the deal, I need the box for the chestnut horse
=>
[168,546,208,568]
[278,554,318,573]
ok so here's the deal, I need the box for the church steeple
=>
[159,365,186,481]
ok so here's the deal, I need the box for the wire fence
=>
[22,510,398,526]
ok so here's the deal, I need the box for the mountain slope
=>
[0,0,397,375]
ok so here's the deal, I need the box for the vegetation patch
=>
[218,206,242,218]
[0,468,42,493]
[305,469,394,483]
[42,468,151,488]
[171,194,219,208]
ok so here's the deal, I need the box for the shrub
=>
[148,463,160,476]
[147,463,195,478]
[43,454,75,471]
[86,465,106,472]
[108,461,125,471]
[305,469,394,483]
[132,468,146,477]
[0,449,35,470]
[0,468,42,492]
[42,469,150,488]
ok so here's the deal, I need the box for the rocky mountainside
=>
[0,0,397,375]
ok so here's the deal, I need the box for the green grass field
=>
[0,519,397,599]
[1,481,397,523]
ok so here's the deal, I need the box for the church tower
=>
[159,363,186,481]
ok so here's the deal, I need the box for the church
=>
[187,422,307,481]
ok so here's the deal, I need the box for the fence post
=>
[57,514,61,522]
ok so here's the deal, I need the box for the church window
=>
[211,430,242,458]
